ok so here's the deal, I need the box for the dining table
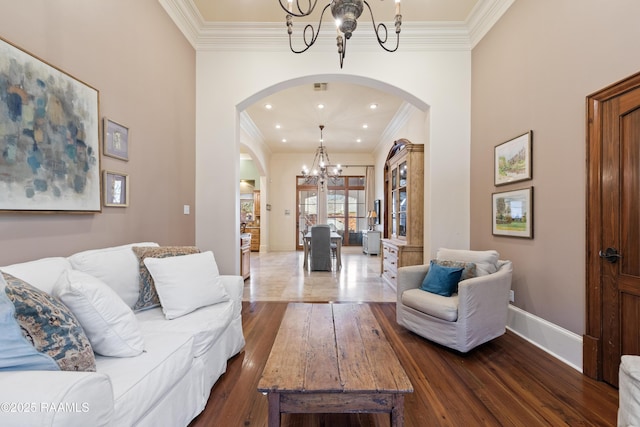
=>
[303,231,343,270]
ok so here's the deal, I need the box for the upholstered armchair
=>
[619,355,640,426]
[396,248,513,353]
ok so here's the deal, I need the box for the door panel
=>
[586,73,640,386]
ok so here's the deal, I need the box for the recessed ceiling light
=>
[265,104,273,110]
[356,138,362,143]
[275,124,281,129]
[362,124,368,129]
[369,103,378,109]
[317,103,325,109]
[282,138,287,143]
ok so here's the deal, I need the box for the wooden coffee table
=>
[258,303,413,426]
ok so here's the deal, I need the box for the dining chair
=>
[310,225,332,271]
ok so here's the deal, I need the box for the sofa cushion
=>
[143,251,230,320]
[0,274,59,371]
[421,260,464,297]
[95,331,194,426]
[68,242,158,308]
[436,248,499,276]
[136,300,235,357]
[0,257,72,295]
[402,288,459,322]
[53,269,145,357]
[131,246,200,311]
[1,272,95,372]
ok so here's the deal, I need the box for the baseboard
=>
[506,304,583,372]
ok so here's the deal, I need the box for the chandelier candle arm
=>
[280,0,402,68]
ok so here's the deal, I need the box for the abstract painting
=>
[0,37,100,212]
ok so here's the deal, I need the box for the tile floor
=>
[243,246,396,302]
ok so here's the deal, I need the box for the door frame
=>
[584,70,640,380]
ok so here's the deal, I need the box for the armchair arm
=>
[0,371,114,427]
[457,261,513,344]
[397,264,429,302]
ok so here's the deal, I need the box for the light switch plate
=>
[183,205,190,215]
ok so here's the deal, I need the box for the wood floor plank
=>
[190,302,619,427]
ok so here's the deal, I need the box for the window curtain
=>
[365,166,375,224]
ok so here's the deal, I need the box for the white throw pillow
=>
[53,269,145,357]
[143,251,230,320]
[68,242,159,308]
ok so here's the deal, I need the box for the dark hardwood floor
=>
[190,301,618,427]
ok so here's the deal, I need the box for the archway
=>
[235,74,431,255]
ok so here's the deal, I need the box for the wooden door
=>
[585,71,640,386]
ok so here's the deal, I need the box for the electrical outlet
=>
[509,290,515,303]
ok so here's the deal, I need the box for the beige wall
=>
[0,0,196,264]
[471,0,640,334]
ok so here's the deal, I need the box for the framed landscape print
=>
[103,118,129,161]
[103,170,129,207]
[494,131,532,186]
[492,187,533,238]
[0,36,101,212]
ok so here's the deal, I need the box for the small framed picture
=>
[103,118,129,161]
[103,170,129,207]
[492,187,533,238]
[494,131,532,186]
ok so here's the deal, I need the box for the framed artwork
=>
[492,187,533,238]
[103,170,129,207]
[0,36,101,212]
[494,131,532,186]
[103,118,129,161]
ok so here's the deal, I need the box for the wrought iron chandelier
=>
[279,0,402,68]
[301,125,342,191]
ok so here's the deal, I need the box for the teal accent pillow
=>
[420,260,464,297]
[2,272,96,372]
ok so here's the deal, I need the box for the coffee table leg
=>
[267,392,281,427]
[391,395,405,427]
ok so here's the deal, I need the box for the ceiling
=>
[189,0,481,156]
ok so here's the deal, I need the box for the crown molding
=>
[159,0,515,52]
[158,0,203,47]
[376,101,414,153]
[194,21,471,52]
[239,111,264,142]
[466,0,516,48]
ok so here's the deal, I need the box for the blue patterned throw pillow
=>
[1,272,96,372]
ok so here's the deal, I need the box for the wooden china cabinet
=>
[381,139,424,289]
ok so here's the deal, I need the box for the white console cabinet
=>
[362,230,381,255]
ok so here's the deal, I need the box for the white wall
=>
[196,49,471,274]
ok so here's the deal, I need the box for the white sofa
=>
[0,242,245,427]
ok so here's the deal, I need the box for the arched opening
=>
[234,74,431,257]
